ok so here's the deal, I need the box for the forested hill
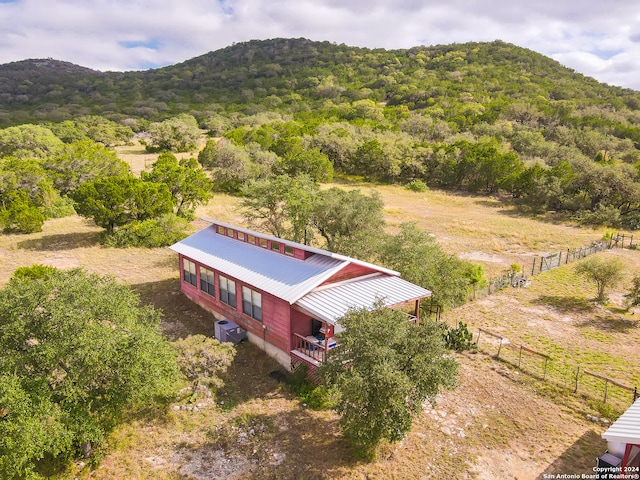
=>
[3,38,640,231]
[1,38,640,125]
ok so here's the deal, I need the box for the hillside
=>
[1,38,640,124]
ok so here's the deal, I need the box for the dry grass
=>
[4,160,638,478]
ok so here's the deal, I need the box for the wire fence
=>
[474,233,635,298]
[476,328,639,413]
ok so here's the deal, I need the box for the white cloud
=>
[0,0,639,90]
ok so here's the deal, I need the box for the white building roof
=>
[602,398,640,445]
[169,225,349,304]
[294,273,431,328]
[201,218,399,276]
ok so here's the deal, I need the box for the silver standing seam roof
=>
[602,398,640,445]
[294,273,431,327]
[169,221,431,320]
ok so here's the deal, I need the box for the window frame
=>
[199,266,215,296]
[182,258,197,286]
[284,245,295,256]
[219,275,237,308]
[242,286,262,322]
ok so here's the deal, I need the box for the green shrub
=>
[41,195,76,219]
[0,192,44,233]
[299,385,337,410]
[444,322,476,352]
[12,264,58,281]
[103,214,190,248]
[406,179,428,192]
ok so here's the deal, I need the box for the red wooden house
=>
[169,219,431,370]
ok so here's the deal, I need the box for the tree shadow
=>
[536,429,605,479]
[534,295,595,313]
[193,402,358,480]
[576,313,638,333]
[216,342,287,410]
[17,231,100,251]
[131,278,215,340]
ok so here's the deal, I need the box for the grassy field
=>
[2,149,639,479]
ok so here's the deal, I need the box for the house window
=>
[237,231,245,241]
[182,258,197,286]
[226,228,234,238]
[242,286,262,322]
[284,245,294,256]
[219,275,236,308]
[216,225,225,235]
[271,241,280,252]
[200,267,215,296]
[259,238,268,248]
[247,234,255,244]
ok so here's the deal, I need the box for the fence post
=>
[540,256,544,272]
[634,387,638,402]
[574,366,580,393]
[566,249,570,264]
[604,379,609,404]
[532,258,536,276]
[476,329,482,346]
[543,357,549,381]
[630,236,634,249]
[518,346,523,369]
[557,251,562,267]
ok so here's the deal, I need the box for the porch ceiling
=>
[293,273,431,329]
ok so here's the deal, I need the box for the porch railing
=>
[292,333,329,364]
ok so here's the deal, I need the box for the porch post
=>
[621,443,632,472]
[414,300,420,324]
[323,322,329,362]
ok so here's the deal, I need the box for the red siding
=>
[290,309,313,350]
[178,254,292,354]
[320,263,378,286]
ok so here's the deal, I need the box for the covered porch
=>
[289,273,431,368]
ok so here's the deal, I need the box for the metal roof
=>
[294,273,432,327]
[602,398,640,445]
[200,218,400,276]
[169,225,348,304]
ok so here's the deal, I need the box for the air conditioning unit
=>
[214,319,247,344]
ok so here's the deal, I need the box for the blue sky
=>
[1,0,639,91]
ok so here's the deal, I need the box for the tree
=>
[241,175,318,243]
[274,147,334,182]
[73,115,134,146]
[0,156,56,209]
[146,114,201,152]
[0,267,180,478]
[0,124,63,159]
[575,256,625,303]
[378,223,477,309]
[200,140,254,193]
[624,275,640,310]
[43,139,130,194]
[311,187,385,259]
[0,190,45,233]
[72,176,173,233]
[173,334,235,394]
[319,304,458,457]
[141,152,212,218]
